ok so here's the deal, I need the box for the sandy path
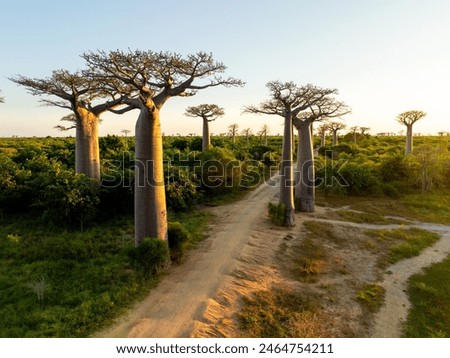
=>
[371,222,450,337]
[95,179,278,337]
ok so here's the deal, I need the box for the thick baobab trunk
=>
[320,131,326,147]
[75,109,100,183]
[353,132,357,143]
[135,108,168,245]
[405,124,413,155]
[332,130,338,146]
[295,121,315,212]
[202,117,211,151]
[279,114,295,226]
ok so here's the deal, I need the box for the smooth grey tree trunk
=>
[135,108,168,245]
[295,120,315,212]
[332,130,338,146]
[202,117,211,151]
[279,113,295,226]
[320,131,326,147]
[405,124,413,155]
[75,110,100,184]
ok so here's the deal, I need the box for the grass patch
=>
[237,287,326,337]
[268,202,286,226]
[292,237,328,282]
[169,209,213,250]
[303,220,347,245]
[0,209,213,337]
[403,255,450,337]
[365,228,440,268]
[331,210,407,225]
[355,283,385,313]
[316,190,450,225]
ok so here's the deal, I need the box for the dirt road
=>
[96,179,278,337]
[96,179,450,338]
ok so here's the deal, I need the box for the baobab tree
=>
[258,124,269,145]
[328,121,346,145]
[360,126,370,135]
[318,123,329,147]
[121,129,131,137]
[10,70,124,183]
[0,90,4,103]
[293,91,349,212]
[396,110,427,155]
[349,126,359,143]
[185,104,224,151]
[241,128,253,146]
[228,123,239,145]
[82,50,243,245]
[245,82,335,226]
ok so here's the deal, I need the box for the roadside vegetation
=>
[404,255,450,337]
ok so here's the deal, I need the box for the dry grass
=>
[237,286,328,337]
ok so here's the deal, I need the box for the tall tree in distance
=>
[293,92,349,212]
[318,123,328,147]
[360,126,370,135]
[245,82,334,226]
[241,128,252,146]
[185,104,224,151]
[396,110,427,155]
[328,121,346,145]
[9,70,124,183]
[228,123,239,145]
[82,50,244,245]
[349,126,359,143]
[259,124,269,145]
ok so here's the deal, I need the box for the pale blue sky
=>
[1,0,449,137]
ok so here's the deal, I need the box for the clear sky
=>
[0,0,449,137]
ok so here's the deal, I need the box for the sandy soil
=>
[95,179,450,338]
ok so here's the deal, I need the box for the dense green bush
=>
[198,147,242,194]
[127,238,169,278]
[165,166,200,211]
[268,202,286,226]
[168,222,191,262]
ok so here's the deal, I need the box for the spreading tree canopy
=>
[82,49,244,244]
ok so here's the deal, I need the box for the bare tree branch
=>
[185,104,225,122]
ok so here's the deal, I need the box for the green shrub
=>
[268,202,286,226]
[168,222,191,262]
[379,155,411,182]
[198,147,242,193]
[127,238,169,278]
[165,166,200,212]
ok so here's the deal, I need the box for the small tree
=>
[0,89,4,103]
[349,126,359,143]
[228,123,239,145]
[412,144,448,193]
[121,129,131,137]
[185,104,224,151]
[258,124,269,145]
[360,126,370,135]
[241,128,252,146]
[83,50,243,245]
[396,110,427,155]
[328,121,346,145]
[10,70,123,183]
[318,123,329,147]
